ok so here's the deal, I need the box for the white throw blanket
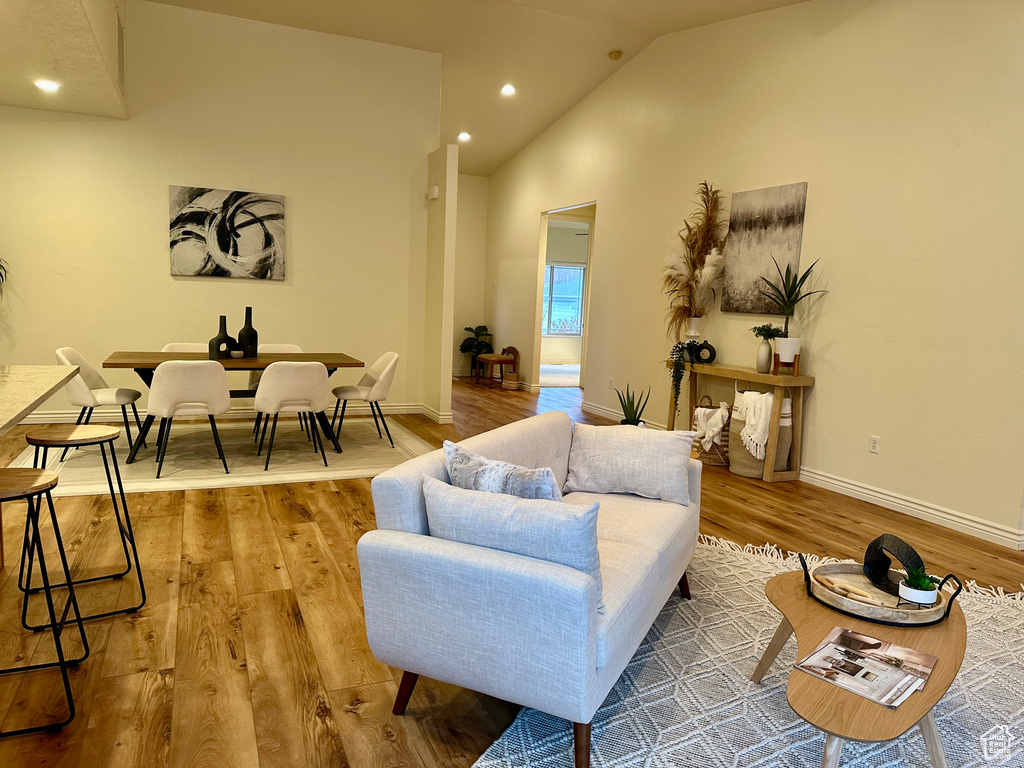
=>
[692,402,729,452]
[738,391,773,460]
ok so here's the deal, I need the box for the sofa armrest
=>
[357,529,599,722]
[688,457,703,509]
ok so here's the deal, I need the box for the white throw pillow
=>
[564,423,696,505]
[423,476,603,612]
[443,440,562,501]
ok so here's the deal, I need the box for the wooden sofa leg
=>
[678,572,691,600]
[393,671,419,716]
[573,721,591,768]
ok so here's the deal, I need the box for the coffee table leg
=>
[750,616,794,683]
[821,734,844,768]
[918,711,948,768]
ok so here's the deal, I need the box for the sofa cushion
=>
[443,441,562,501]
[423,476,603,611]
[564,491,699,583]
[595,538,662,669]
[457,411,574,490]
[564,423,697,505]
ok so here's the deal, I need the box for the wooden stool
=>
[475,346,520,388]
[24,425,147,622]
[0,469,89,737]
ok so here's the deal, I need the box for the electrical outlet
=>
[869,435,881,454]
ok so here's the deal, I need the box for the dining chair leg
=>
[253,411,262,439]
[315,412,343,453]
[83,407,94,425]
[264,414,279,471]
[156,418,173,479]
[127,415,155,464]
[374,402,395,448]
[131,403,147,448]
[369,401,382,438]
[120,405,134,449]
[308,414,319,454]
[331,399,342,432]
[154,418,168,463]
[338,401,347,434]
[309,414,328,467]
[60,407,89,462]
[258,413,270,455]
[209,416,229,474]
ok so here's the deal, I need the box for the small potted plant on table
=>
[750,323,784,374]
[899,566,939,606]
[614,384,650,426]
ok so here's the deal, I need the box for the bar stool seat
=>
[0,469,89,738]
[23,425,147,625]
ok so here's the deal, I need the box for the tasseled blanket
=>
[738,391,773,460]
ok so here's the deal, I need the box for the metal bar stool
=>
[23,425,146,623]
[0,469,90,737]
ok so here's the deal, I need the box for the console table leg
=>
[821,734,844,768]
[750,616,793,683]
[919,711,948,768]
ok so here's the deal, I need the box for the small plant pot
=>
[775,337,801,364]
[620,420,646,427]
[899,580,938,606]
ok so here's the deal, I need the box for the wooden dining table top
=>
[103,351,364,371]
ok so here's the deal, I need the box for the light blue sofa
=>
[358,411,701,767]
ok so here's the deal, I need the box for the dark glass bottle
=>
[209,315,234,359]
[238,306,258,358]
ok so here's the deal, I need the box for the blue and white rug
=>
[474,537,1024,768]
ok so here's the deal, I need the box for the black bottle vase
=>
[209,315,236,360]
[238,306,258,358]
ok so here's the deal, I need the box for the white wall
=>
[485,0,1024,543]
[0,0,440,415]
[453,174,489,376]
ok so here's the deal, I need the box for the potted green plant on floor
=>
[750,323,784,374]
[759,257,826,366]
[615,384,650,426]
[459,325,493,375]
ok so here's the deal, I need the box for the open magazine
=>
[794,627,937,708]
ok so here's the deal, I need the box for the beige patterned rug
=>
[9,417,433,495]
[475,537,1024,768]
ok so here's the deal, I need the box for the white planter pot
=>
[755,340,772,373]
[775,337,801,363]
[685,317,701,341]
[899,580,938,606]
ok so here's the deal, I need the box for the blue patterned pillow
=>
[443,440,562,501]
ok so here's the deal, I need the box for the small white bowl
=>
[230,350,244,359]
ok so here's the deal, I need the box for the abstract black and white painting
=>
[169,186,285,279]
[721,182,807,314]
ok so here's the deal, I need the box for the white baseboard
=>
[800,467,1024,551]
[20,402,425,425]
[420,404,453,424]
[519,381,540,393]
[452,368,471,378]
[580,400,666,431]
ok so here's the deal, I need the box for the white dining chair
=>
[331,351,399,448]
[129,360,232,478]
[160,343,208,353]
[55,347,146,460]
[249,344,308,440]
[254,362,332,471]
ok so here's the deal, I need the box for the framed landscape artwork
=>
[721,182,808,314]
[169,186,286,280]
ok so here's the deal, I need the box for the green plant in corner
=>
[459,325,493,372]
[758,256,826,337]
[614,384,650,425]
[750,323,785,341]
[903,566,939,591]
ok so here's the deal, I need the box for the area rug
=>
[474,537,1024,768]
[9,417,433,495]
[539,364,581,388]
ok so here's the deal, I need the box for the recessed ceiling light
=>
[458,132,471,142]
[35,79,60,93]
[501,84,516,96]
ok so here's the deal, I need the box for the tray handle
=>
[937,574,963,618]
[798,553,812,596]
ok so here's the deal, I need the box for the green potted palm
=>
[759,257,826,366]
[614,384,650,426]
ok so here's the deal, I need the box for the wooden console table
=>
[666,362,814,482]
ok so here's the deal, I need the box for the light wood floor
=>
[0,377,1020,767]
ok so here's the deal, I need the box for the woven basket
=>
[501,373,520,391]
[728,390,792,478]
[692,395,729,466]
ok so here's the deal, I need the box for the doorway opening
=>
[538,204,595,389]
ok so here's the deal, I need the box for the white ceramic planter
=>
[775,337,801,363]
[755,340,772,373]
[685,317,701,341]
[899,580,939,605]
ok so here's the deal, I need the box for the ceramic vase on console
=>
[209,315,235,360]
[775,337,801,364]
[237,306,258,358]
[685,317,702,342]
[755,340,773,374]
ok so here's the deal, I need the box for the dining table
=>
[102,350,364,458]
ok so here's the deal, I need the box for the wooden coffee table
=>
[750,571,966,768]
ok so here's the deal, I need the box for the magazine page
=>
[794,627,938,708]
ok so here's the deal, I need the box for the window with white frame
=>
[541,264,585,336]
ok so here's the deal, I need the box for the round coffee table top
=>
[766,570,966,743]
[26,424,121,447]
